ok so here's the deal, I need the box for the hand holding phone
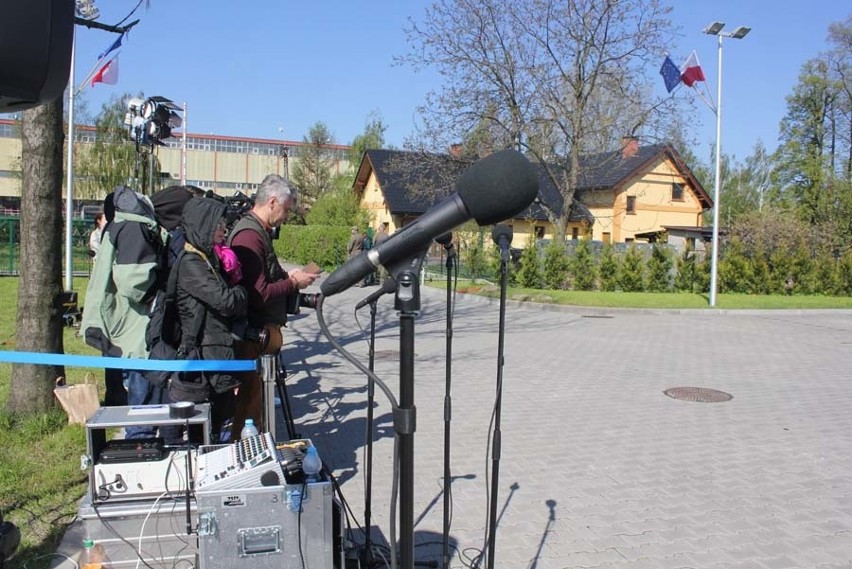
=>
[304,262,322,275]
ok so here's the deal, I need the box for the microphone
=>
[491,225,513,262]
[321,149,539,297]
[355,278,397,310]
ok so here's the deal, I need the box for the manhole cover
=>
[663,387,732,403]
[374,350,418,360]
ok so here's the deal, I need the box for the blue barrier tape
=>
[0,351,257,372]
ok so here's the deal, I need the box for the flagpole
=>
[181,101,187,185]
[64,31,77,291]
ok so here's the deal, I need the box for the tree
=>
[646,243,673,292]
[306,175,368,228]
[775,17,852,232]
[570,239,597,291]
[7,98,66,414]
[598,243,619,292]
[515,245,542,289]
[348,113,387,166]
[401,0,676,239]
[292,121,336,209]
[619,245,645,292]
[542,240,569,289]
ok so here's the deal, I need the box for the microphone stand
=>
[393,261,423,569]
[486,241,510,569]
[441,243,455,569]
[363,297,378,566]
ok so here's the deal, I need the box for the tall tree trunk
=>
[7,97,66,414]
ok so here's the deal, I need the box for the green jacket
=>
[82,187,166,359]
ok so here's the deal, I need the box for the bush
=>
[718,238,753,293]
[598,243,619,291]
[570,239,597,290]
[516,245,542,289]
[274,225,350,270]
[674,245,696,292]
[618,245,644,292]
[646,244,673,292]
[543,240,570,289]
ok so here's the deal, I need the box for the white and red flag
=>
[680,50,705,87]
[91,56,119,87]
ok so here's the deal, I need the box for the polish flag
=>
[680,50,705,87]
[91,56,119,87]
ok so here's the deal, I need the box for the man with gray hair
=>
[227,174,319,438]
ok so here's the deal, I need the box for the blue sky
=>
[13,1,851,167]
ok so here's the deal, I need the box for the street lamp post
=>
[704,21,750,307]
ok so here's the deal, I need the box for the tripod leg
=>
[276,362,300,440]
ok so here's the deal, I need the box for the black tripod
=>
[275,352,300,441]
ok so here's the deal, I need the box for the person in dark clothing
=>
[167,197,248,442]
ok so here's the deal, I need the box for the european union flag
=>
[660,55,681,93]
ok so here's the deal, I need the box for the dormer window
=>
[672,183,684,201]
[626,195,636,214]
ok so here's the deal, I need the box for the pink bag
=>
[214,243,243,285]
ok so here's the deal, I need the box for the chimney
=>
[449,143,463,158]
[621,135,639,159]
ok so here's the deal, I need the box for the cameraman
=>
[227,174,318,439]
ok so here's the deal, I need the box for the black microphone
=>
[355,277,397,310]
[491,225,513,262]
[321,149,539,297]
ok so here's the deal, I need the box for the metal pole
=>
[709,34,723,307]
[181,102,187,185]
[64,31,76,291]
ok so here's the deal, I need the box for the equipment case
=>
[78,494,197,568]
[196,479,341,569]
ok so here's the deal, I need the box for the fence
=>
[0,216,96,276]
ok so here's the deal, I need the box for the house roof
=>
[356,143,710,223]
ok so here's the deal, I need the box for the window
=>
[672,183,684,201]
[626,195,636,214]
[625,237,634,243]
[602,232,611,244]
[571,227,579,241]
[534,226,545,239]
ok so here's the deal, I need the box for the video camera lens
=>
[285,292,319,315]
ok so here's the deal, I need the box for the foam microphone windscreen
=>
[456,149,540,226]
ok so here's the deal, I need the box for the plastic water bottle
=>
[82,539,107,569]
[302,446,322,482]
[240,418,259,440]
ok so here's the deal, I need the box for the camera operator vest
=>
[228,213,290,326]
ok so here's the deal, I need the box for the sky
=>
[7,1,850,167]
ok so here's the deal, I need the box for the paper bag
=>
[54,372,100,425]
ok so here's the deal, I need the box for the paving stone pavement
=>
[282,279,852,569]
[54,274,852,569]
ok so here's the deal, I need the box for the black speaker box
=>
[0,0,74,112]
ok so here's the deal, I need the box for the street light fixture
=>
[703,21,751,307]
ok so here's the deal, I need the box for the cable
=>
[136,492,169,569]
[297,481,307,569]
[22,552,79,569]
[92,502,157,569]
